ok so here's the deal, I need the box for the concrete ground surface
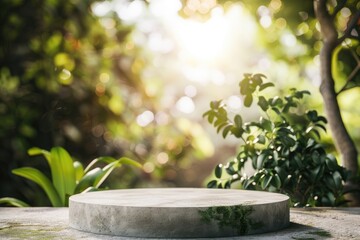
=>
[0,207,359,239]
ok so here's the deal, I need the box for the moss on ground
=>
[0,222,72,240]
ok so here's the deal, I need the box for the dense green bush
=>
[204,73,348,207]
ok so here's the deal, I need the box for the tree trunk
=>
[314,0,360,206]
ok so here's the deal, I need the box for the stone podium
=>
[69,188,289,238]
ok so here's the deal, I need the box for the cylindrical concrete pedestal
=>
[69,188,289,238]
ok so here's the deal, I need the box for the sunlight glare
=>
[150,0,182,17]
[115,0,146,23]
[176,16,227,62]
[91,1,112,17]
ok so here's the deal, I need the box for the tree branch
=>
[339,9,360,43]
[314,0,338,44]
[337,65,360,95]
[337,46,360,95]
[332,0,347,17]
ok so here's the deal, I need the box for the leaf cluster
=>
[204,74,348,207]
[198,205,259,235]
[0,147,141,207]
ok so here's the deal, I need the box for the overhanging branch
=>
[332,0,347,17]
[338,9,360,43]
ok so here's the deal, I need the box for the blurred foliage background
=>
[1,0,359,206]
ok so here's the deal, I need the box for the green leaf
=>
[79,187,97,193]
[332,171,342,189]
[215,164,222,178]
[216,122,228,133]
[207,180,218,188]
[261,175,273,189]
[257,96,268,111]
[325,154,338,171]
[12,167,62,207]
[73,161,84,182]
[50,147,76,205]
[118,157,142,168]
[271,107,281,115]
[75,167,103,193]
[270,96,283,107]
[203,110,211,118]
[252,73,265,85]
[27,147,51,165]
[275,166,286,180]
[94,161,120,188]
[244,94,253,107]
[234,114,242,128]
[299,90,311,96]
[225,164,236,175]
[294,154,303,168]
[272,174,281,189]
[84,156,116,173]
[218,107,228,121]
[240,76,250,95]
[326,192,336,205]
[259,82,274,91]
[260,117,272,131]
[243,179,254,189]
[256,153,266,169]
[210,100,221,109]
[315,123,327,132]
[282,136,296,147]
[307,110,318,122]
[310,165,321,182]
[207,112,215,123]
[0,197,30,207]
[222,125,233,138]
[317,116,328,123]
[224,181,231,189]
[254,135,266,145]
[230,126,244,138]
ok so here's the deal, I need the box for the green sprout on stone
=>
[198,205,262,235]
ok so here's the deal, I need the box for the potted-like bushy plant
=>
[204,73,348,207]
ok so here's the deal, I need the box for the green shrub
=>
[204,73,348,207]
[0,147,141,207]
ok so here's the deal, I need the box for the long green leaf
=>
[94,161,120,188]
[84,156,116,173]
[118,157,142,168]
[0,197,30,207]
[75,167,103,193]
[12,167,62,207]
[27,147,51,165]
[50,147,76,205]
[73,161,84,182]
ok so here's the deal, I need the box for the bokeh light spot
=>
[143,162,155,173]
[137,110,155,127]
[157,152,169,164]
[176,96,195,114]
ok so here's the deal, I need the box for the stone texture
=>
[69,188,289,238]
[0,207,360,239]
